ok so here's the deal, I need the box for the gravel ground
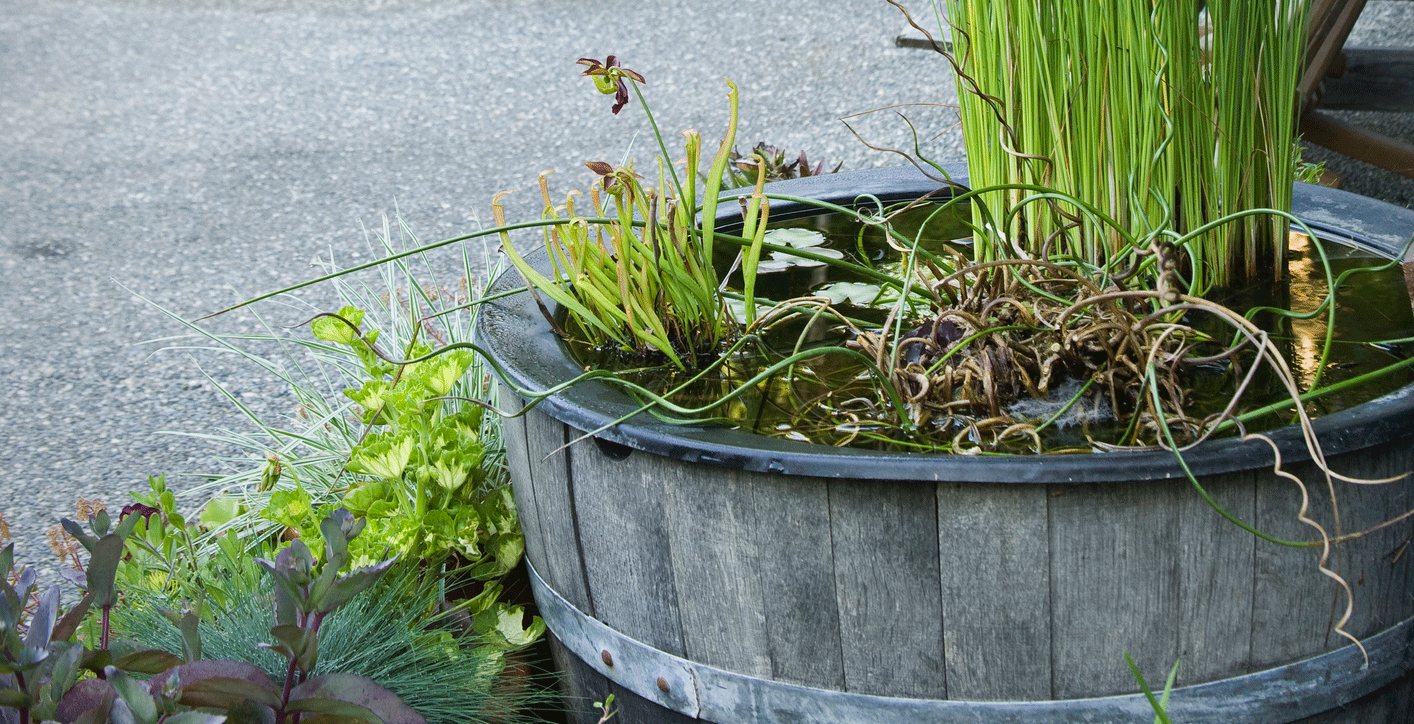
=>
[2,0,1411,583]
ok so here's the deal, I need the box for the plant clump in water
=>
[609,200,1414,455]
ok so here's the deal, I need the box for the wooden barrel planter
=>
[477,167,1414,723]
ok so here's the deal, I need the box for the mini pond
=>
[562,198,1414,454]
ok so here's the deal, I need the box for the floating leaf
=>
[764,227,825,248]
[817,282,886,306]
[756,228,844,271]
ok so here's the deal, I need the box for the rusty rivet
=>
[657,677,670,693]
[601,649,614,666]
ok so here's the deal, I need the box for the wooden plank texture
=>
[571,434,687,656]
[522,405,593,613]
[829,479,945,699]
[1049,481,1184,699]
[1321,48,1414,113]
[936,481,1051,700]
[1306,444,1414,643]
[662,464,772,677]
[497,391,548,581]
[1252,454,1349,668]
[750,474,847,690]
[1176,470,1257,686]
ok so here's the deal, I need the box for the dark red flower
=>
[120,503,162,523]
[577,56,646,115]
[585,160,643,200]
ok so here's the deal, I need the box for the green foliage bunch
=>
[2,509,422,724]
[272,304,538,644]
[940,0,1309,293]
[151,220,539,651]
[497,58,759,369]
[293,307,505,570]
[109,475,253,616]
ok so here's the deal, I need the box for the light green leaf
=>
[345,381,391,425]
[200,497,241,528]
[262,487,313,529]
[764,227,827,248]
[347,435,413,480]
[311,307,365,345]
[416,350,474,397]
[341,481,391,517]
[817,282,886,306]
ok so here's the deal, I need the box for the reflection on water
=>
[1277,231,1414,416]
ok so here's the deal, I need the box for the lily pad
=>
[816,282,886,306]
[754,228,844,273]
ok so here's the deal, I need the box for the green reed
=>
[945,0,1309,294]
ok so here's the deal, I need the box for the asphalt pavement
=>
[2,0,1411,580]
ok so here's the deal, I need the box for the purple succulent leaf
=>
[59,519,96,554]
[315,556,398,615]
[106,667,159,724]
[215,699,277,724]
[22,585,59,648]
[54,678,116,724]
[111,648,184,676]
[319,513,352,570]
[85,535,125,608]
[149,660,279,708]
[290,673,427,724]
[58,567,87,590]
[177,675,282,710]
[162,712,230,724]
[268,623,314,671]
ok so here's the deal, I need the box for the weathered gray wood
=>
[571,436,686,656]
[1049,481,1184,699]
[749,474,847,691]
[1308,443,1414,644]
[549,636,699,724]
[1177,470,1257,686]
[521,404,593,613]
[497,391,548,581]
[1252,454,1347,669]
[828,479,945,699]
[662,464,772,677]
[935,481,1051,700]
